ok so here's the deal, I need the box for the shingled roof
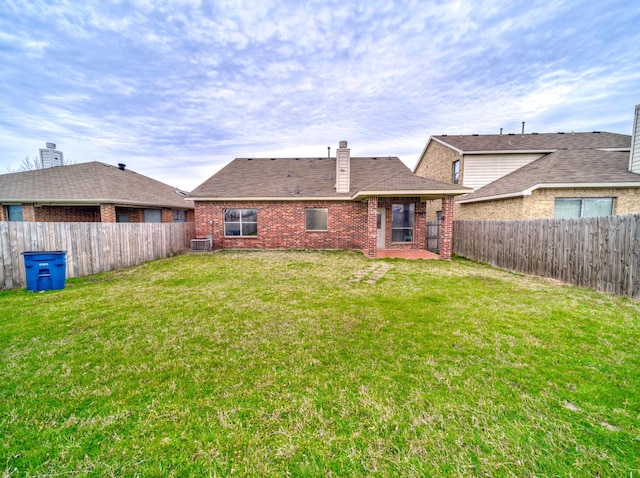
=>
[0,162,193,209]
[458,149,640,203]
[190,156,471,200]
[430,131,631,153]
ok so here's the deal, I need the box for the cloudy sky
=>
[1,0,639,191]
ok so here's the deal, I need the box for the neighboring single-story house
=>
[189,141,470,258]
[0,161,194,223]
[413,126,640,220]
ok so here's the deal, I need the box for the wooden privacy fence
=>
[453,214,640,298]
[0,222,196,290]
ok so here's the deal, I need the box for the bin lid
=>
[22,251,67,256]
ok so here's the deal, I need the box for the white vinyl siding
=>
[463,153,543,190]
[336,148,350,193]
[630,104,640,174]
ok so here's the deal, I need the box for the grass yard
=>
[1,251,639,477]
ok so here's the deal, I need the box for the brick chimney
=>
[335,140,350,193]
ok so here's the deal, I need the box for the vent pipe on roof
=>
[629,104,640,174]
[499,128,503,135]
[521,122,525,134]
[118,163,126,171]
[327,146,330,159]
[335,141,350,193]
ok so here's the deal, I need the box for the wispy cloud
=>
[0,0,638,188]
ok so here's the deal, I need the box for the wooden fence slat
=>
[0,222,195,290]
[453,214,640,298]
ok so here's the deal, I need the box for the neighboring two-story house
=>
[413,108,640,220]
[190,141,470,258]
[0,162,194,223]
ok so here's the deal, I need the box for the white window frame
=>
[391,203,415,243]
[224,208,258,237]
[554,197,614,218]
[452,160,460,184]
[305,208,328,231]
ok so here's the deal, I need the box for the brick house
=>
[190,141,470,259]
[0,162,194,223]
[413,127,640,220]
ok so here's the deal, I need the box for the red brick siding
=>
[196,200,370,250]
[100,204,117,222]
[22,204,36,222]
[162,208,173,223]
[195,198,427,252]
[114,207,148,223]
[1,203,194,223]
[34,206,101,222]
[439,196,454,260]
[366,196,378,257]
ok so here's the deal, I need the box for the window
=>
[392,203,415,242]
[117,215,131,223]
[7,205,23,221]
[172,210,186,223]
[144,209,162,223]
[224,208,257,236]
[452,160,460,184]
[305,208,328,231]
[554,198,614,218]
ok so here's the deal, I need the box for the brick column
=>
[100,204,117,222]
[162,208,173,223]
[439,196,454,260]
[367,196,378,258]
[22,204,36,222]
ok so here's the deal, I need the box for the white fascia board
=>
[190,196,349,202]
[457,192,527,203]
[458,182,640,204]
[351,189,472,201]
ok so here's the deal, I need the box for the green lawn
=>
[1,251,638,477]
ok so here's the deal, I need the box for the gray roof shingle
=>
[190,156,470,199]
[433,131,631,153]
[0,162,193,209]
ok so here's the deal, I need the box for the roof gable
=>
[190,156,470,200]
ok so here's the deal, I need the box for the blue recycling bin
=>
[22,251,67,292]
